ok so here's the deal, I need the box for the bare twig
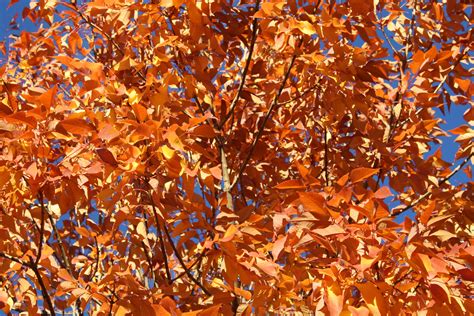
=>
[46,210,72,273]
[277,80,321,107]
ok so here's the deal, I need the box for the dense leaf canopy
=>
[0,0,473,314]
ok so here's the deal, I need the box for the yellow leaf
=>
[298,20,316,35]
[136,222,147,239]
[166,130,184,150]
[113,56,137,71]
[326,282,343,316]
[221,225,238,242]
[161,145,175,160]
[127,88,142,105]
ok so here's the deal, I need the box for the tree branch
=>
[71,2,147,81]
[0,251,26,266]
[323,127,329,186]
[148,192,172,284]
[231,44,300,189]
[36,191,46,266]
[219,0,261,129]
[392,152,473,217]
[170,249,207,282]
[30,260,56,316]
[161,219,212,296]
[46,209,72,274]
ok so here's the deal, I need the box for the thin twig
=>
[161,220,212,296]
[277,80,321,107]
[231,43,301,189]
[148,193,172,283]
[170,249,207,282]
[392,152,473,217]
[323,127,329,186]
[71,2,147,81]
[0,252,26,266]
[219,0,261,128]
[405,0,418,59]
[46,211,72,273]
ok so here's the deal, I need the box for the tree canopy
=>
[0,0,473,315]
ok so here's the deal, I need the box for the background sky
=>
[0,1,470,225]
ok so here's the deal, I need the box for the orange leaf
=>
[313,224,345,236]
[234,287,252,300]
[350,168,379,183]
[356,282,388,316]
[298,192,328,216]
[272,235,287,260]
[98,124,120,142]
[326,282,343,316]
[57,118,93,135]
[221,225,238,242]
[275,179,305,189]
[192,124,216,138]
[132,103,148,122]
[374,186,392,199]
[167,130,184,151]
[255,258,279,277]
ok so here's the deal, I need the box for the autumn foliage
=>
[0,0,473,314]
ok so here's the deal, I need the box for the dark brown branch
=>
[392,152,473,217]
[148,193,172,283]
[30,260,55,316]
[36,192,46,266]
[323,127,329,186]
[141,241,156,285]
[405,0,418,59]
[161,220,212,296]
[0,252,26,266]
[170,249,207,282]
[219,0,261,128]
[231,45,300,189]
[141,211,157,286]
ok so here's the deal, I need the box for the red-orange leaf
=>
[350,168,379,183]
